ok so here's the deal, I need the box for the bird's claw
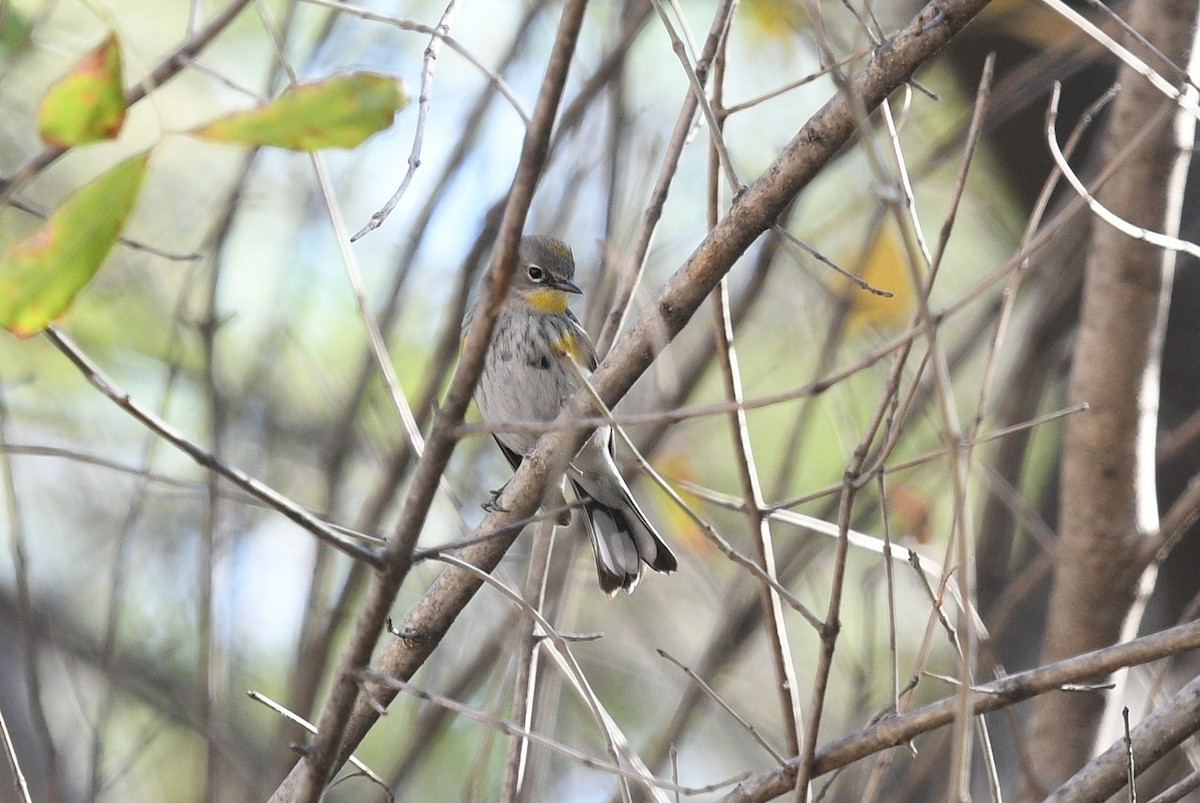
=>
[483,488,509,514]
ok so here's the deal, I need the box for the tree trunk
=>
[1023,0,1199,795]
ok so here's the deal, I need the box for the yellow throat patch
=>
[526,288,569,314]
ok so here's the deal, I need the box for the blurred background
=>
[1,0,1198,801]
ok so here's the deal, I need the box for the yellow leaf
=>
[838,225,913,331]
[651,450,713,560]
[740,0,807,42]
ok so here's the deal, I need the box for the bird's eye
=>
[527,265,545,282]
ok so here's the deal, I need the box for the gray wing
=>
[461,301,476,344]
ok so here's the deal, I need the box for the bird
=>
[461,234,677,595]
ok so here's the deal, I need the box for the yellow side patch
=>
[526,288,568,314]
[551,331,583,363]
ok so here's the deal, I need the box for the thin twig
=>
[1123,707,1137,803]
[500,519,555,803]
[594,0,734,355]
[0,704,33,803]
[0,366,60,803]
[561,355,824,630]
[247,691,392,797]
[427,553,660,803]
[883,54,995,798]
[285,3,589,798]
[41,328,382,567]
[657,650,789,767]
[646,0,741,192]
[351,0,460,240]
[712,276,806,751]
[706,8,802,761]
[723,619,1200,801]
[1081,0,1194,87]
[772,225,894,296]
[268,0,1002,793]
[1038,0,1200,122]
[361,670,748,795]
[310,152,470,536]
[300,0,530,127]
[723,46,874,115]
[4,198,201,261]
[385,610,517,795]
[1046,82,1200,259]
[790,305,921,799]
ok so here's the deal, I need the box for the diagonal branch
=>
[1043,674,1200,802]
[41,328,381,567]
[722,618,1200,802]
[268,0,997,794]
[277,1,591,800]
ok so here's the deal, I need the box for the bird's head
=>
[508,235,582,313]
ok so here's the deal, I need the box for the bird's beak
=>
[554,277,583,294]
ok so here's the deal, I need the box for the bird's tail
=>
[568,478,677,596]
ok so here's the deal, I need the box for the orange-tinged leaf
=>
[191,73,407,150]
[888,483,933,544]
[0,153,149,337]
[37,33,125,146]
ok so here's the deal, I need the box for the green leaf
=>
[0,8,35,57]
[0,153,149,337]
[192,73,407,150]
[37,33,126,146]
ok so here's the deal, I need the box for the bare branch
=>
[657,650,789,767]
[350,0,462,240]
[246,691,391,797]
[0,705,33,803]
[279,2,591,798]
[1045,675,1200,803]
[41,329,382,567]
[724,619,1200,801]
[266,1,1001,795]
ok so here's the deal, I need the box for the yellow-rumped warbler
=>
[462,235,677,595]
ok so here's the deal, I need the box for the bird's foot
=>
[483,487,509,514]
